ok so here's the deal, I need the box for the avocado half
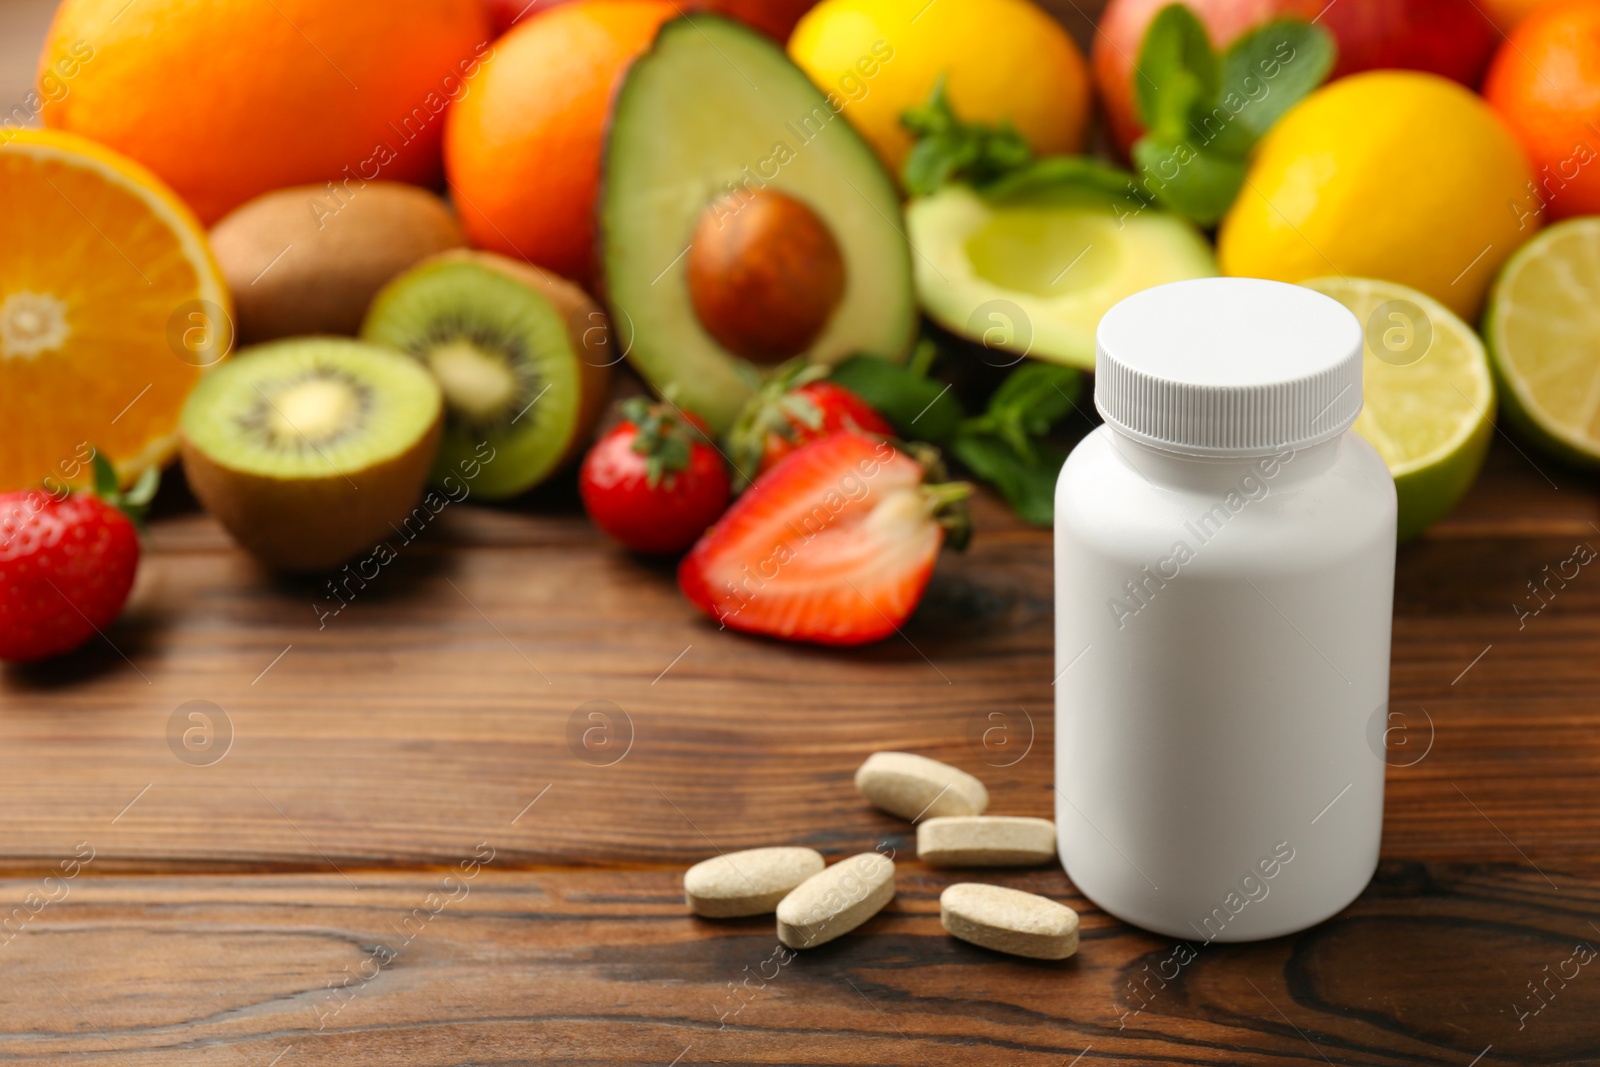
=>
[600,14,916,433]
[907,185,1217,369]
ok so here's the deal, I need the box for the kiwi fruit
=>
[210,182,467,343]
[180,338,443,572]
[361,250,611,500]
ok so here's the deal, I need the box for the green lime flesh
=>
[1484,217,1600,469]
[1302,277,1495,541]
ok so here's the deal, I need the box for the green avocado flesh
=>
[907,186,1217,369]
[362,259,581,499]
[180,338,441,479]
[601,14,916,433]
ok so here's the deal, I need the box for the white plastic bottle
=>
[1054,277,1396,942]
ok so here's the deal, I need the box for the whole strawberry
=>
[727,365,893,488]
[580,398,731,555]
[0,458,150,663]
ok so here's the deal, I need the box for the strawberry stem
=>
[922,479,974,551]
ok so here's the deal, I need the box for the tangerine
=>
[445,0,676,286]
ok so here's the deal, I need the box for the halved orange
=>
[0,128,231,492]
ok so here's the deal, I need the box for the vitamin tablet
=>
[854,752,988,821]
[939,882,1079,960]
[917,816,1056,866]
[776,851,895,949]
[684,847,826,918]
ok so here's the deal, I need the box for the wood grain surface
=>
[1,437,1597,1065]
[7,0,1592,1062]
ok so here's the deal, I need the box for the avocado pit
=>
[687,188,846,365]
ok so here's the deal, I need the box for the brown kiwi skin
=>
[181,413,442,574]
[419,249,613,467]
[211,183,466,343]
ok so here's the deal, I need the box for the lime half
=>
[1484,217,1600,468]
[1302,277,1494,541]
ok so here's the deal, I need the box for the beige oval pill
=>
[918,816,1057,866]
[776,852,895,949]
[940,883,1079,960]
[854,752,988,821]
[685,847,825,918]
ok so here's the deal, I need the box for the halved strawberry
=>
[678,433,970,646]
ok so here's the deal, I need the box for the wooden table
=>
[1,433,1597,1067]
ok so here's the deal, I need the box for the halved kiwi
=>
[180,338,443,572]
[361,251,611,499]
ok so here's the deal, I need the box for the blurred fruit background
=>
[4,0,1599,656]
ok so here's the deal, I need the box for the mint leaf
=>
[983,155,1152,207]
[949,435,1064,527]
[1134,4,1218,138]
[1217,18,1336,142]
[947,363,1083,527]
[985,363,1082,437]
[900,76,1034,196]
[827,354,965,445]
[1128,10,1333,226]
[1130,134,1249,227]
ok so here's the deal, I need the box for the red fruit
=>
[1094,0,1500,156]
[729,375,894,486]
[678,433,969,646]
[482,0,813,39]
[0,490,140,663]
[580,399,732,555]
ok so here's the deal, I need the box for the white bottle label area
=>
[1054,428,1396,942]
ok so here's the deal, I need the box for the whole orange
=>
[445,0,676,286]
[1481,0,1560,30]
[38,0,492,225]
[1484,0,1600,220]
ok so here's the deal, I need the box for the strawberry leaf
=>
[124,465,160,510]
[91,449,118,498]
[620,397,710,489]
[85,446,161,525]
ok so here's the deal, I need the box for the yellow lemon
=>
[1218,71,1537,321]
[788,0,1090,177]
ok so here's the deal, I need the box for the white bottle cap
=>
[1094,277,1364,457]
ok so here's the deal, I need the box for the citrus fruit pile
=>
[8,0,1600,657]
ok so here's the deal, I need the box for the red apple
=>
[1093,0,1500,156]
[483,0,814,40]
